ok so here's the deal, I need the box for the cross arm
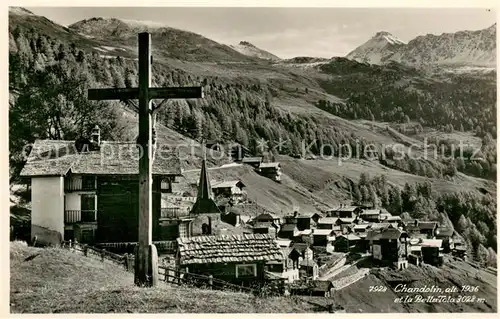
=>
[88,87,204,101]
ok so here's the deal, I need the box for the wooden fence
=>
[60,240,285,296]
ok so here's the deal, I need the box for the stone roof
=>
[313,229,334,236]
[367,228,407,241]
[177,234,282,265]
[318,217,339,225]
[20,139,182,177]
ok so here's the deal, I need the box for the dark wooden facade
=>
[185,261,267,286]
[96,175,173,243]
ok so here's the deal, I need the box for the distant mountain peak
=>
[9,7,35,16]
[372,31,406,45]
[229,41,280,61]
[239,41,257,47]
[347,24,496,67]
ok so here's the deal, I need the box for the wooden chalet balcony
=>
[64,176,97,192]
[65,210,97,224]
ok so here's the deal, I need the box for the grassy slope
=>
[332,256,497,313]
[10,242,316,313]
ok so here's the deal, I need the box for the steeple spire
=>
[189,148,221,215]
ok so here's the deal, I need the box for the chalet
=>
[19,130,182,246]
[241,156,263,169]
[252,222,279,237]
[353,223,372,233]
[283,213,298,225]
[265,247,300,283]
[258,162,282,182]
[299,259,319,280]
[221,209,250,227]
[435,227,454,253]
[326,205,361,218]
[317,217,338,229]
[336,217,356,226]
[176,234,282,285]
[404,220,438,238]
[311,212,324,224]
[359,209,381,222]
[313,229,335,246]
[211,180,246,202]
[278,224,299,239]
[296,213,314,231]
[253,212,281,226]
[334,234,360,252]
[292,242,314,261]
[294,229,313,245]
[421,242,444,266]
[367,228,409,269]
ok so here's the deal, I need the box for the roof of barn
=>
[177,234,282,265]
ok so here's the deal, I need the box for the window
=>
[160,178,171,193]
[81,194,96,211]
[236,264,257,278]
[82,176,96,190]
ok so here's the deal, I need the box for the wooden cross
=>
[88,32,203,287]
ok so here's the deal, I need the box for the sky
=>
[25,7,496,58]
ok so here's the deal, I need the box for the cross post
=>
[88,32,203,287]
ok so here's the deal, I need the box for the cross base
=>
[134,243,159,287]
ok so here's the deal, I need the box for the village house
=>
[252,222,279,237]
[334,234,361,252]
[309,280,334,297]
[312,229,335,246]
[292,242,314,262]
[294,229,313,245]
[220,209,251,227]
[317,217,339,229]
[176,233,282,286]
[435,227,454,253]
[241,156,263,169]
[367,228,409,270]
[358,209,381,222]
[353,223,372,234]
[252,212,281,226]
[299,259,319,280]
[296,213,314,231]
[278,224,299,239]
[403,220,438,238]
[19,128,182,245]
[258,162,282,182]
[265,247,300,283]
[211,180,246,202]
[325,205,362,218]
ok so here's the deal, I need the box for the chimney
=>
[91,125,101,146]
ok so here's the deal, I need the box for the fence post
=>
[208,275,213,290]
[101,249,105,262]
[69,239,72,249]
[83,245,88,257]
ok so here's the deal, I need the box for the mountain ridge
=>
[347,23,496,67]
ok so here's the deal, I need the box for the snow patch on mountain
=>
[346,31,405,65]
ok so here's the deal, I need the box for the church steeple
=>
[196,151,212,200]
[189,150,221,215]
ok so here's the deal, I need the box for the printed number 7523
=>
[369,285,387,292]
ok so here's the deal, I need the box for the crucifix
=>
[88,32,204,287]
